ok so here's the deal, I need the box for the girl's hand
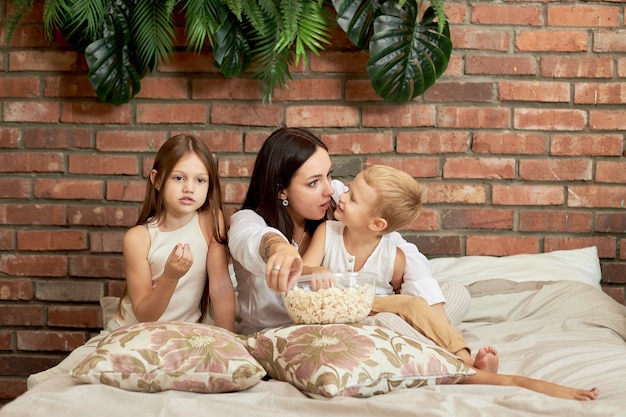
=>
[163,243,193,281]
[265,242,303,294]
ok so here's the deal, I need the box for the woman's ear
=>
[150,169,159,190]
[278,189,287,200]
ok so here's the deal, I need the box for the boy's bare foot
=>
[473,346,499,373]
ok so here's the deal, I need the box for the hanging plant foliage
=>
[4,0,451,105]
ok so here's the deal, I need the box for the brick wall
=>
[1,0,625,404]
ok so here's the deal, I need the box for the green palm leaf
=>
[367,3,451,101]
[332,0,376,49]
[131,0,176,73]
[3,0,35,47]
[184,0,222,51]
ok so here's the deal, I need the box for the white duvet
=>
[1,278,625,417]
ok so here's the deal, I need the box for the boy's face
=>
[335,172,379,229]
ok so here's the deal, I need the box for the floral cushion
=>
[71,321,266,393]
[246,323,474,398]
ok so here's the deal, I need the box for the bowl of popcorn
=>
[281,272,377,324]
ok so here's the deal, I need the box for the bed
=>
[2,246,625,417]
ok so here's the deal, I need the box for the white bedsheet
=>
[2,279,626,417]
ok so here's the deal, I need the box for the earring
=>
[281,199,289,207]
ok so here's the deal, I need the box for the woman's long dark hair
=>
[242,127,335,241]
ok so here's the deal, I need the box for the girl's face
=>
[156,152,210,219]
[334,172,378,229]
[279,146,334,224]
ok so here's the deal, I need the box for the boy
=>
[302,165,598,400]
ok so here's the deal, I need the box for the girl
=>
[113,134,235,332]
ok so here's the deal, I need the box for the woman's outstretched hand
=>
[265,242,303,294]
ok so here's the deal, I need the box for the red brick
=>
[211,104,282,126]
[69,154,138,175]
[310,51,369,73]
[3,101,60,122]
[424,82,494,102]
[547,5,619,27]
[567,185,626,209]
[499,81,570,102]
[596,212,626,234]
[520,210,592,233]
[106,180,145,202]
[364,156,440,179]
[89,231,124,253]
[465,55,537,76]
[135,77,189,99]
[17,230,87,251]
[473,132,547,155]
[0,306,43,326]
[96,131,168,152]
[550,134,623,156]
[69,255,124,279]
[286,105,359,128]
[0,354,65,377]
[596,161,626,184]
[217,156,255,178]
[514,108,587,131]
[471,4,543,25]
[397,131,470,154]
[412,236,462,256]
[0,128,21,148]
[222,181,248,205]
[68,205,138,227]
[243,130,273,153]
[0,279,33,301]
[541,56,613,78]
[0,178,31,198]
[0,230,14,251]
[61,102,131,124]
[137,103,207,124]
[0,332,12,350]
[439,107,510,129]
[519,159,592,181]
[48,305,102,328]
[423,183,486,204]
[0,378,27,401]
[43,76,96,98]
[34,178,104,200]
[5,24,49,47]
[575,83,626,104]
[363,105,435,128]
[0,204,67,226]
[544,237,616,258]
[516,30,588,52]
[594,29,626,53]
[17,331,86,351]
[601,285,624,303]
[159,51,219,73]
[345,80,383,102]
[9,50,80,71]
[192,78,263,100]
[403,208,438,231]
[173,130,244,152]
[322,132,393,154]
[451,28,510,51]
[0,152,64,173]
[442,208,514,230]
[273,79,344,101]
[24,127,92,148]
[589,109,626,130]
[36,281,104,302]
[0,255,67,277]
[443,158,515,179]
[492,185,564,206]
[0,77,39,97]
[466,235,539,256]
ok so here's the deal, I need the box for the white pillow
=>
[430,246,601,290]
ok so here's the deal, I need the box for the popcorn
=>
[282,284,375,324]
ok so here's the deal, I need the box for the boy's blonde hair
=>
[361,165,423,233]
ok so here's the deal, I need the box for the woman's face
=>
[279,146,334,223]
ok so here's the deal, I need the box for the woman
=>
[228,127,460,334]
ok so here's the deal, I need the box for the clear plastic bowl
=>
[281,272,377,324]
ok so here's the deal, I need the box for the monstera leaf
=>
[85,1,141,105]
[368,3,451,101]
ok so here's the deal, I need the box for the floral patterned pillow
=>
[246,323,474,398]
[71,321,266,393]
